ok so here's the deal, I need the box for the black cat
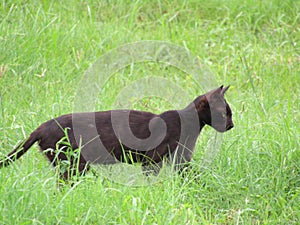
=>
[0,85,233,180]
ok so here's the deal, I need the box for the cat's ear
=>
[221,85,230,95]
[208,85,229,101]
[210,85,224,97]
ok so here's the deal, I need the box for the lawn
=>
[0,0,299,224]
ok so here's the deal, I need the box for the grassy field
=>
[0,0,299,224]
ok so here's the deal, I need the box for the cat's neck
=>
[179,102,206,134]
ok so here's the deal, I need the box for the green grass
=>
[0,0,299,224]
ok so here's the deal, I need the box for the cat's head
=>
[195,85,234,132]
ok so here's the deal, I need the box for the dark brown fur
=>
[0,86,233,180]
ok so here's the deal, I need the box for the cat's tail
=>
[0,130,39,168]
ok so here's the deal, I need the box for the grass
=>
[0,0,299,224]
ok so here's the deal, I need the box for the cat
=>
[0,85,233,180]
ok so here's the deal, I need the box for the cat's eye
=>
[222,112,227,118]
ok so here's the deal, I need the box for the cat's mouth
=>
[214,123,234,132]
[226,123,234,131]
